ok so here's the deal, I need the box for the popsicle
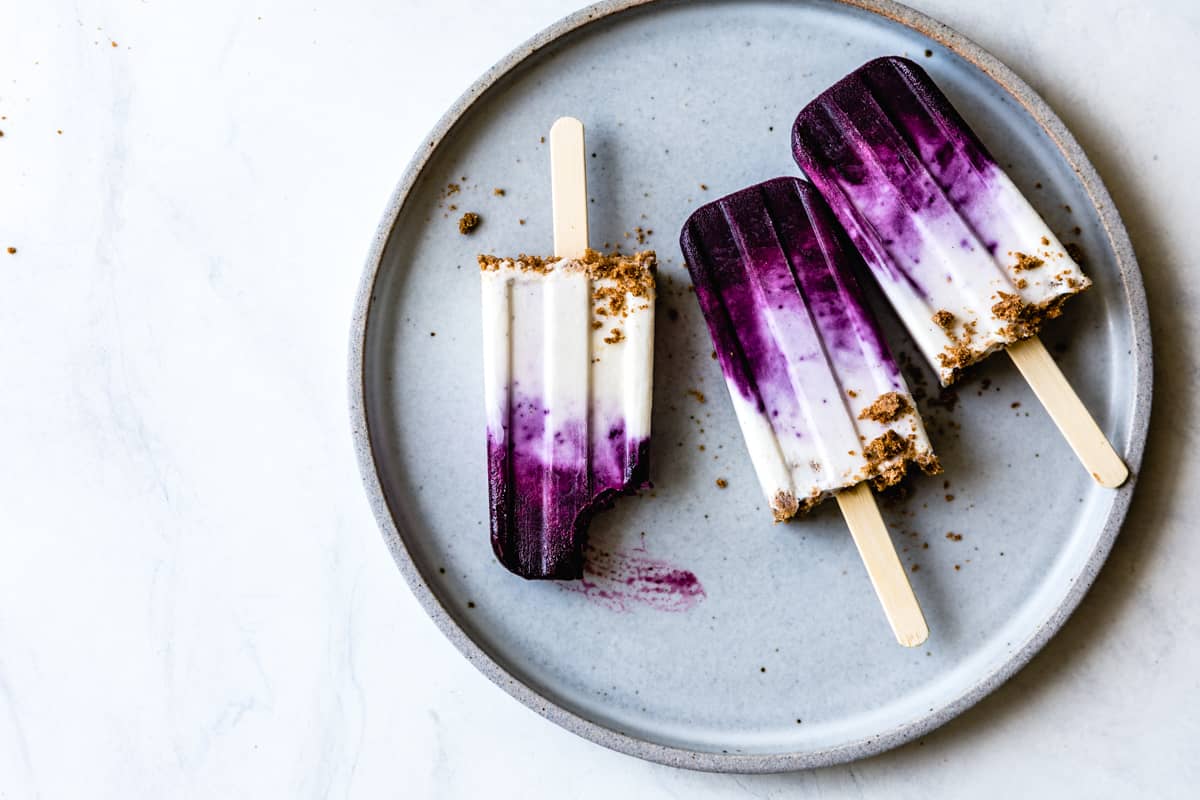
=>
[792,56,1127,487]
[480,117,656,580]
[681,176,938,646]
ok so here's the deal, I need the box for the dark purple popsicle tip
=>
[790,57,1005,287]
[791,56,997,185]
[679,176,899,406]
[487,403,649,580]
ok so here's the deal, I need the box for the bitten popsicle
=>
[792,56,1127,487]
[681,176,939,646]
[481,118,656,579]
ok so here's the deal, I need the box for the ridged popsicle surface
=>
[681,177,938,520]
[792,56,1090,385]
[480,251,655,579]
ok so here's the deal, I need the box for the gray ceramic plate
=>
[350,0,1150,772]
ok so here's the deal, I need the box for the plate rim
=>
[348,0,1153,773]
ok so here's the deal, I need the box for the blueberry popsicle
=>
[792,56,1127,487]
[681,176,937,645]
[480,118,655,580]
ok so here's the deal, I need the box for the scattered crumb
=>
[687,389,706,404]
[699,183,708,191]
[444,182,461,198]
[1040,236,1050,246]
[991,291,1025,322]
[716,478,728,488]
[924,48,933,57]
[911,564,920,572]
[710,350,718,360]
[493,188,505,196]
[946,532,963,541]
[945,494,955,502]
[1011,401,1021,409]
[458,212,481,234]
[5,247,15,255]
[467,601,476,609]
[518,219,525,225]
[111,41,118,48]
[429,331,436,337]
[954,564,961,571]
[539,136,545,143]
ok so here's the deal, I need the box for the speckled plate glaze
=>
[350,0,1150,772]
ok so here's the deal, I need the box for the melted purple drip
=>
[791,56,1004,295]
[487,395,649,580]
[679,176,900,407]
[560,546,706,613]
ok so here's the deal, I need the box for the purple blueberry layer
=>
[791,56,1004,297]
[487,394,649,579]
[680,176,899,410]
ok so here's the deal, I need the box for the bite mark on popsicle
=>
[481,250,656,579]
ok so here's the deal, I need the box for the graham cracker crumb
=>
[946,532,963,541]
[492,188,505,196]
[687,389,706,404]
[932,310,955,330]
[604,327,625,344]
[477,253,561,272]
[858,392,911,423]
[991,291,1025,322]
[772,490,800,521]
[715,478,728,489]
[863,430,943,489]
[458,212,481,234]
[1012,252,1044,272]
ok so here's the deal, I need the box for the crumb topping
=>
[858,391,911,423]
[932,309,955,330]
[862,431,943,490]
[1011,251,1045,272]
[477,253,561,273]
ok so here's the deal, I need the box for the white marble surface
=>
[0,0,1195,796]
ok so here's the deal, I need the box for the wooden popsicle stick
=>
[1006,336,1128,488]
[836,483,929,648]
[549,117,589,258]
